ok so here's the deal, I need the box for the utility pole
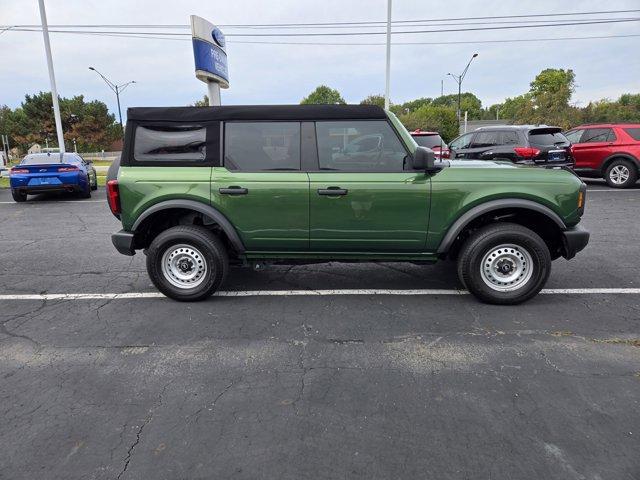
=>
[447,53,478,130]
[89,67,135,136]
[37,0,65,153]
[384,0,392,110]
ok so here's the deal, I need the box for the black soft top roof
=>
[127,104,387,122]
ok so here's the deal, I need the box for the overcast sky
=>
[1,0,639,120]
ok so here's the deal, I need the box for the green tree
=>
[432,93,483,120]
[2,92,119,153]
[360,94,386,108]
[301,85,346,105]
[191,95,209,107]
[398,105,458,142]
[396,97,432,114]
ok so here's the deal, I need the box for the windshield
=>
[528,131,569,147]
[413,135,445,149]
[386,111,418,154]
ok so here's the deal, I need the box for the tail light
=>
[514,147,541,159]
[441,150,451,159]
[58,166,79,172]
[10,168,29,174]
[107,180,121,215]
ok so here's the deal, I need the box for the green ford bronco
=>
[107,105,589,304]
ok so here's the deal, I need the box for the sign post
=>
[190,16,229,106]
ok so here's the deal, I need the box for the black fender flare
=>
[600,152,640,174]
[132,199,245,253]
[436,198,567,254]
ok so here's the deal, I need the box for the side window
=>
[470,131,501,148]
[564,129,584,144]
[315,120,407,172]
[134,125,206,162]
[224,122,300,171]
[582,128,612,143]
[449,133,473,150]
[624,128,640,141]
[607,129,617,142]
[501,131,519,145]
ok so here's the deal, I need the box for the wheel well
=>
[133,208,238,257]
[445,208,564,260]
[602,155,640,175]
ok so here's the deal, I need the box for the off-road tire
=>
[146,225,228,301]
[457,222,551,305]
[604,159,638,189]
[11,189,27,202]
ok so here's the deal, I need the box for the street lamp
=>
[447,53,478,129]
[88,67,135,135]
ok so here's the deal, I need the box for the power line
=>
[3,8,639,29]
[5,17,640,38]
[5,28,638,46]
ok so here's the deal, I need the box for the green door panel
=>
[118,166,212,230]
[308,172,430,251]
[211,167,309,250]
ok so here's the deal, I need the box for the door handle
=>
[317,187,348,196]
[219,187,248,195]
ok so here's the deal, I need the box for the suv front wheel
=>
[146,225,229,301]
[457,223,551,305]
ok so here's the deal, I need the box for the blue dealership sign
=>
[190,16,229,88]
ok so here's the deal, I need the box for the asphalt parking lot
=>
[1,181,639,479]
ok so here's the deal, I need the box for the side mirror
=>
[411,146,436,171]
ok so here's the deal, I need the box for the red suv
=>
[565,124,640,188]
[410,129,449,159]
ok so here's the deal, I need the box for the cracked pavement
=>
[0,183,639,479]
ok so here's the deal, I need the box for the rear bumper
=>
[13,184,82,194]
[112,230,136,256]
[561,225,590,260]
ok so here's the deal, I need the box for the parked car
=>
[447,125,574,167]
[564,124,640,188]
[10,152,97,202]
[410,129,448,159]
[108,105,588,305]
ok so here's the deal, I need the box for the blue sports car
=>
[9,152,98,202]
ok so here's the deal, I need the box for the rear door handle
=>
[219,187,248,195]
[317,187,348,196]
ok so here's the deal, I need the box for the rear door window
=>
[624,128,640,141]
[581,128,613,143]
[470,131,501,148]
[501,131,519,145]
[224,122,300,171]
[134,125,206,162]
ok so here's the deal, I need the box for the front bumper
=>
[112,230,136,256]
[561,225,590,259]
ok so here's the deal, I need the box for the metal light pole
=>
[37,0,65,153]
[89,67,135,135]
[447,53,478,130]
[384,0,392,110]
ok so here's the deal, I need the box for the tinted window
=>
[471,131,501,148]
[413,135,444,149]
[624,128,640,141]
[528,131,569,146]
[581,128,612,143]
[22,154,63,165]
[564,129,584,144]
[316,121,407,172]
[449,132,473,150]
[134,125,206,162]
[501,131,519,145]
[224,122,300,171]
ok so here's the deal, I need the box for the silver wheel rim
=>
[161,243,207,289]
[480,244,534,292]
[610,165,630,185]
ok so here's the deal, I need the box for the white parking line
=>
[1,288,639,301]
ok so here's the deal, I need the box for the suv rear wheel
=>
[604,159,638,188]
[457,223,551,305]
[146,225,229,301]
